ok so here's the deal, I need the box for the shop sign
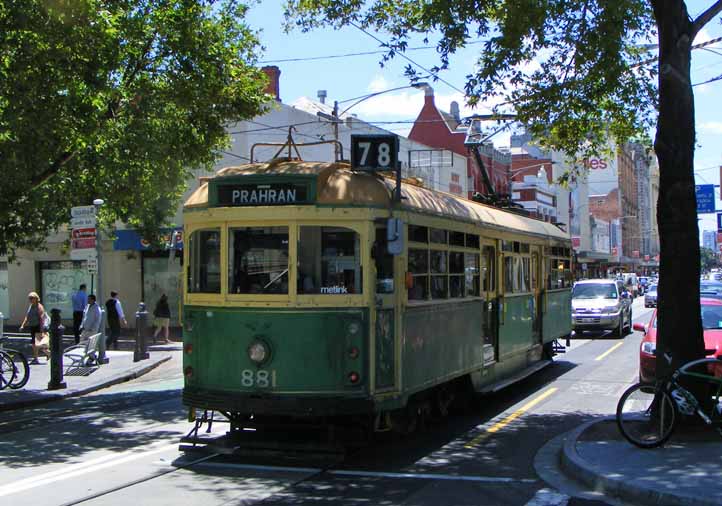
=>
[113,229,183,251]
[571,236,581,250]
[216,183,308,206]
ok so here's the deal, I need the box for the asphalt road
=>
[0,297,655,506]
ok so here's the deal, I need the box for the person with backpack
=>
[19,291,50,364]
[105,291,127,350]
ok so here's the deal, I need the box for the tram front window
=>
[229,227,289,294]
[188,229,221,293]
[298,226,362,294]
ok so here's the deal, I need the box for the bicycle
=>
[0,337,30,389]
[616,352,722,448]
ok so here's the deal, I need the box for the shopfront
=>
[39,260,92,316]
[114,229,183,326]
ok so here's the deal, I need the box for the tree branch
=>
[29,151,76,190]
[692,0,722,38]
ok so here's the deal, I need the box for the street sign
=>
[70,216,96,228]
[71,238,96,250]
[71,227,96,239]
[86,257,98,274]
[70,248,97,261]
[696,184,716,214]
[71,205,96,218]
[350,134,399,172]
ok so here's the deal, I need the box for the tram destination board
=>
[216,182,309,206]
[351,134,399,172]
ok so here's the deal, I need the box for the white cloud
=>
[367,74,393,93]
[699,121,722,134]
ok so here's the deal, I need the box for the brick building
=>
[409,86,509,199]
[509,151,557,222]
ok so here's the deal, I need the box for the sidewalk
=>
[0,336,177,411]
[561,417,722,506]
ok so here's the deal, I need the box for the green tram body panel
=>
[183,306,370,414]
[499,294,535,360]
[402,301,485,393]
[543,290,572,342]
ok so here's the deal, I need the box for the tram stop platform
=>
[0,335,176,412]
[561,417,722,506]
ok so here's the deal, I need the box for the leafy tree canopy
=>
[285,0,658,168]
[701,247,720,272]
[0,0,269,259]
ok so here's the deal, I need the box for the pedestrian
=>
[105,291,127,350]
[71,284,88,345]
[152,294,171,344]
[19,291,50,364]
[79,294,102,341]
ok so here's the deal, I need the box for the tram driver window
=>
[374,227,394,294]
[229,227,289,294]
[188,229,221,293]
[298,227,362,294]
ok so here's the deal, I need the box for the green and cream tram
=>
[182,155,572,436]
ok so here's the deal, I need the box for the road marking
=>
[184,461,536,483]
[524,488,570,506]
[0,443,177,497]
[464,387,558,448]
[594,341,625,361]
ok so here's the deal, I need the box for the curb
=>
[0,355,172,412]
[560,417,721,506]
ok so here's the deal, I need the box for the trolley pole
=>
[48,308,66,390]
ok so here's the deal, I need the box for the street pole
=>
[93,198,108,364]
[332,100,340,161]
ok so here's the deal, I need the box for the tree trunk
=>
[651,0,705,377]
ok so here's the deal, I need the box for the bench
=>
[63,333,102,372]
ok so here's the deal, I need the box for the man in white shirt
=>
[80,294,102,341]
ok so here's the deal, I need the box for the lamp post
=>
[93,198,108,364]
[327,82,430,159]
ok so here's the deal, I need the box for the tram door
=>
[531,247,543,345]
[372,224,399,392]
[481,242,498,364]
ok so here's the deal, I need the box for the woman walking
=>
[19,291,50,364]
[152,294,171,344]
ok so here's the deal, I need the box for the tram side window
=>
[298,227,362,294]
[229,227,289,294]
[408,248,428,300]
[547,258,572,289]
[188,229,221,294]
[504,256,531,293]
[374,226,394,294]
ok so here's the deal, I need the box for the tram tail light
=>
[184,366,194,378]
[348,371,360,384]
[184,343,193,354]
[348,346,360,359]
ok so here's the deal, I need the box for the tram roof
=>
[184,160,569,242]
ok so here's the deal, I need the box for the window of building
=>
[229,227,288,294]
[298,226,361,294]
[188,229,221,293]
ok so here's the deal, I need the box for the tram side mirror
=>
[387,217,404,255]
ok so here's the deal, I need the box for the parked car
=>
[635,297,722,383]
[572,279,632,337]
[700,280,722,300]
[644,284,657,308]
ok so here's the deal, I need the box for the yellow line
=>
[464,387,558,448]
[594,341,624,361]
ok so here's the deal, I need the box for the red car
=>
[635,297,722,383]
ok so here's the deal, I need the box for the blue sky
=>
[245,1,722,234]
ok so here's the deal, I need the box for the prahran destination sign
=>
[216,182,309,206]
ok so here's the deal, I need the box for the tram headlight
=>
[347,321,361,336]
[248,340,270,364]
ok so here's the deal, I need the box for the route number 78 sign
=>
[351,134,399,172]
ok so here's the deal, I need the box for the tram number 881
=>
[241,369,277,388]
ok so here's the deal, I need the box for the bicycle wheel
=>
[7,349,29,389]
[617,382,676,448]
[0,351,17,390]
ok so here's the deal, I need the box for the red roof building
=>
[408,86,510,199]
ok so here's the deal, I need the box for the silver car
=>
[644,284,658,307]
[572,279,632,336]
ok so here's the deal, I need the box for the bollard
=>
[48,308,66,390]
[134,302,150,362]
